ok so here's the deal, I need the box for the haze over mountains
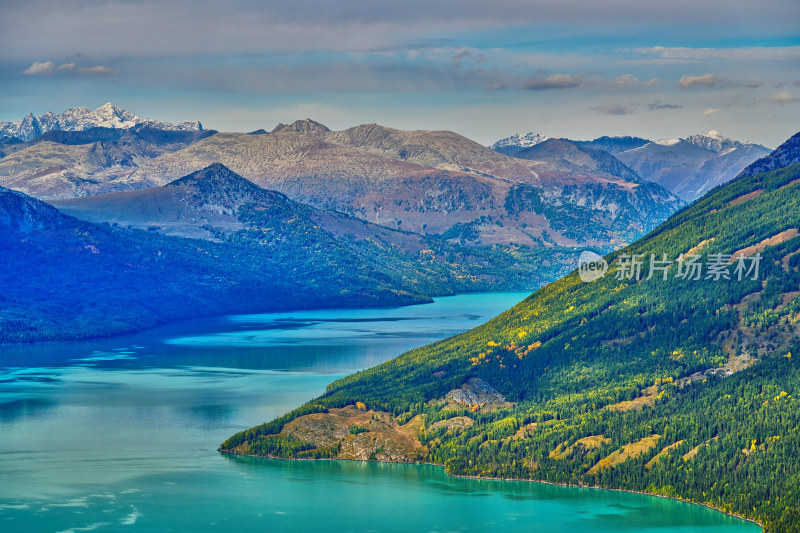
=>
[492,130,771,201]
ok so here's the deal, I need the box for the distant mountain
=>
[491,130,770,202]
[492,133,649,156]
[271,118,330,135]
[53,162,426,246]
[17,126,214,148]
[52,162,287,240]
[574,135,650,154]
[513,138,642,183]
[0,127,216,198]
[737,132,800,179]
[0,116,684,287]
[616,136,771,201]
[684,130,746,153]
[490,132,549,155]
[0,135,23,145]
[319,122,681,241]
[0,185,68,232]
[0,103,202,142]
[122,120,681,249]
[50,163,583,294]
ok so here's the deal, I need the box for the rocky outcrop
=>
[427,416,474,434]
[444,378,510,409]
[281,406,425,463]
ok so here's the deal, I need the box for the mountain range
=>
[222,131,800,532]
[0,106,684,256]
[0,103,202,142]
[493,130,771,201]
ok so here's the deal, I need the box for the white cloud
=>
[703,108,720,115]
[76,65,113,75]
[769,92,798,105]
[485,82,507,91]
[678,74,722,88]
[589,103,633,115]
[648,101,682,110]
[611,74,659,87]
[22,60,55,75]
[451,49,485,68]
[523,73,582,90]
[638,46,800,62]
[21,60,113,76]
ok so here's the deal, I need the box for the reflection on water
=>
[0,292,760,532]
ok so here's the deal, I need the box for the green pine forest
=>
[223,162,800,532]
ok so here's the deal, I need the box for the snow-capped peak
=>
[0,103,202,141]
[685,131,742,153]
[655,138,682,146]
[490,131,549,155]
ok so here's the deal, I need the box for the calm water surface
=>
[0,293,760,532]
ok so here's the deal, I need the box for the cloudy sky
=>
[1,0,798,147]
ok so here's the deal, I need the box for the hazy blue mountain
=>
[1,164,468,343]
[513,138,643,183]
[616,136,771,201]
[574,135,650,154]
[492,130,770,202]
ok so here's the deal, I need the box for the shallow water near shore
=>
[0,292,760,532]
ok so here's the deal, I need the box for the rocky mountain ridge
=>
[0,103,202,142]
[491,130,771,201]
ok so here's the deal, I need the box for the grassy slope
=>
[225,163,800,531]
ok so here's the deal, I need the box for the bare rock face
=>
[445,378,507,407]
[271,119,330,136]
[281,406,425,463]
[427,416,474,434]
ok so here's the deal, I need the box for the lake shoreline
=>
[220,450,764,532]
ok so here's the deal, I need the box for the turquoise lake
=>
[0,292,761,532]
